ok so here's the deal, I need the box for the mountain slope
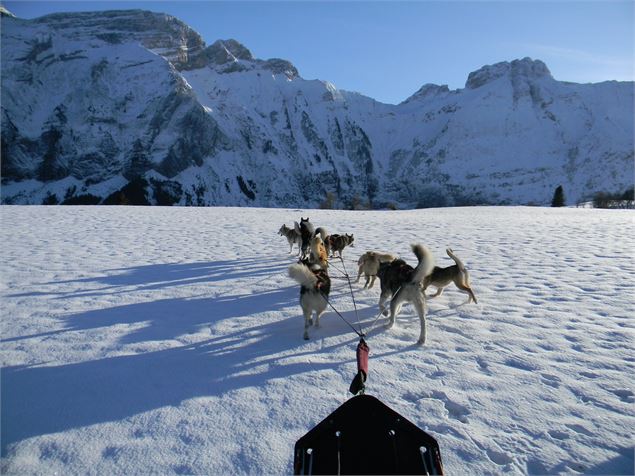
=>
[1,9,633,207]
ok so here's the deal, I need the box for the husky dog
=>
[314,227,329,255]
[294,217,315,259]
[309,235,329,269]
[424,248,478,304]
[278,224,301,254]
[356,251,398,289]
[377,244,435,345]
[288,262,331,340]
[326,233,354,258]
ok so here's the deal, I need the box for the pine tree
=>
[38,127,64,181]
[551,185,565,207]
[320,191,336,209]
[124,139,152,180]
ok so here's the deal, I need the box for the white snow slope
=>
[1,205,634,475]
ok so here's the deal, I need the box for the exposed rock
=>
[262,58,299,79]
[466,57,552,89]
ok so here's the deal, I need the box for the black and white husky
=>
[288,262,331,340]
[294,217,315,259]
[377,244,435,345]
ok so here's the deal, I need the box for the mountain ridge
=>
[1,9,633,207]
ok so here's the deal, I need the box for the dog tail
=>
[411,243,435,283]
[288,263,317,288]
[314,227,328,241]
[446,248,467,273]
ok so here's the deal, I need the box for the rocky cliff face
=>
[1,9,633,207]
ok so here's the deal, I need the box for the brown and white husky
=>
[424,248,478,304]
[355,251,398,289]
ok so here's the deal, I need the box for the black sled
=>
[294,394,444,475]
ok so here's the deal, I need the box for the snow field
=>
[1,205,633,474]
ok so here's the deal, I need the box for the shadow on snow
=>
[6,256,288,300]
[1,256,380,455]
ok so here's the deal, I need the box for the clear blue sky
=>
[3,1,633,104]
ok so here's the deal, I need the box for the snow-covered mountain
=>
[1,8,633,207]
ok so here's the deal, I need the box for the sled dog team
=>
[280,217,477,345]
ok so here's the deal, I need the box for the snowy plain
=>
[1,205,633,475]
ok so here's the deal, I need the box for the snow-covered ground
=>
[1,205,633,475]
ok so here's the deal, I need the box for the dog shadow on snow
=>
[1,256,382,455]
[7,256,287,300]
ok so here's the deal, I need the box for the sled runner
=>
[293,394,444,475]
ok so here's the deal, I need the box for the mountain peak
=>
[0,5,15,17]
[205,39,254,64]
[466,57,552,89]
[26,9,206,69]
[197,40,298,78]
[401,83,450,104]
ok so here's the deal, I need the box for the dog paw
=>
[303,334,309,340]
[416,337,426,345]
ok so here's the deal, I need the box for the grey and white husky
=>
[424,248,478,304]
[377,244,435,345]
[278,224,301,255]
